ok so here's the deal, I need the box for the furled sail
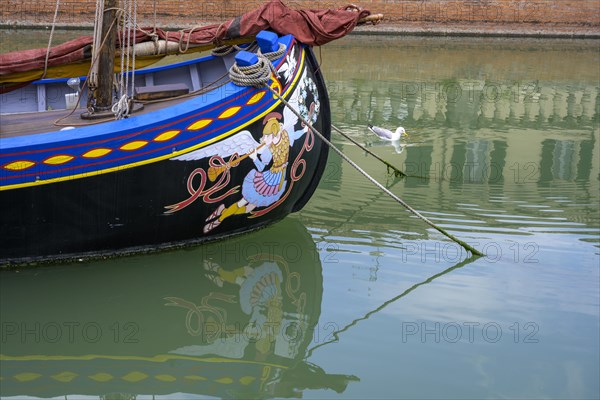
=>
[0,0,373,89]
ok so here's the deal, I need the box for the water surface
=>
[1,32,599,399]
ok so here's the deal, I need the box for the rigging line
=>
[90,0,105,89]
[119,2,126,96]
[179,25,206,54]
[305,255,479,358]
[41,0,61,80]
[131,0,137,98]
[152,0,157,34]
[115,0,135,119]
[262,82,484,257]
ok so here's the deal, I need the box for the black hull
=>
[0,45,330,265]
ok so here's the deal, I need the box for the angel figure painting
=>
[165,69,321,235]
[203,112,294,233]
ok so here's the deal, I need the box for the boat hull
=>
[0,36,330,264]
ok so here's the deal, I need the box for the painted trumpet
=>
[207,143,266,182]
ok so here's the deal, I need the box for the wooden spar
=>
[94,0,118,111]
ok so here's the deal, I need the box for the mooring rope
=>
[229,54,483,257]
[259,43,287,61]
[211,45,239,57]
[227,43,286,88]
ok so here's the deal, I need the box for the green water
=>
[1,33,599,399]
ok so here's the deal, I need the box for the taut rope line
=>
[42,0,61,80]
[228,53,483,257]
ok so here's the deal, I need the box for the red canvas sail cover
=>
[0,0,371,84]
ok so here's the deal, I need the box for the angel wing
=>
[282,67,311,138]
[172,130,261,161]
[282,92,299,136]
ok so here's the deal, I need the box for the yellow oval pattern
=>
[155,374,177,382]
[82,148,112,158]
[122,371,148,382]
[239,376,256,385]
[153,130,181,142]
[120,141,148,151]
[4,98,256,178]
[4,161,35,171]
[246,91,265,105]
[88,372,114,382]
[218,106,242,120]
[14,372,42,382]
[44,155,74,165]
[51,371,78,382]
[187,119,213,131]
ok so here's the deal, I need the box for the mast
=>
[83,0,118,118]
[96,0,118,111]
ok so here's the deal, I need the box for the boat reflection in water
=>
[0,219,357,398]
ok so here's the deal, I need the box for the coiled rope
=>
[228,43,286,88]
[229,56,275,88]
[259,43,287,61]
[228,52,483,257]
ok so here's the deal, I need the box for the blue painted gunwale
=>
[0,35,300,190]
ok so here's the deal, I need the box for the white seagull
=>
[368,124,408,141]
